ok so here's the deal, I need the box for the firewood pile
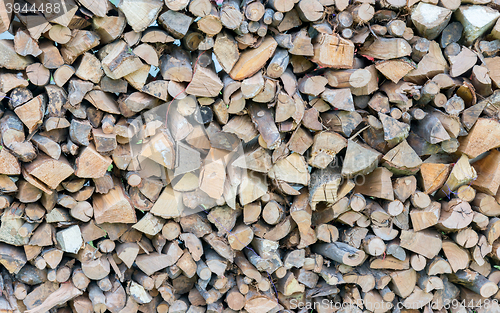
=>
[3,0,500,312]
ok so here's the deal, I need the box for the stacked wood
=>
[0,0,500,312]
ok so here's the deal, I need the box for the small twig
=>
[349,125,370,141]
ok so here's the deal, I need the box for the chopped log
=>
[410,201,440,231]
[321,88,354,111]
[312,242,366,267]
[400,229,442,259]
[354,167,394,201]
[341,140,380,178]
[74,144,112,178]
[449,269,499,297]
[311,34,354,69]
[382,140,422,175]
[101,41,143,80]
[92,177,137,224]
[0,40,33,70]
[24,153,74,190]
[437,155,477,198]
[455,5,500,45]
[449,47,477,78]
[359,38,411,60]
[411,3,451,40]
[229,37,278,80]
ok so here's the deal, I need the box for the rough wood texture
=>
[0,1,498,312]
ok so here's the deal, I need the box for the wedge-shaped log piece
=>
[419,160,451,195]
[0,39,33,70]
[101,40,143,79]
[93,177,137,224]
[406,41,448,84]
[241,72,265,99]
[24,153,74,190]
[379,113,410,147]
[81,257,110,281]
[410,201,440,231]
[117,0,163,32]
[140,28,175,44]
[442,240,470,272]
[472,149,500,195]
[311,34,354,69]
[463,96,488,131]
[0,242,26,274]
[213,31,239,73]
[139,129,175,169]
[298,75,327,96]
[455,5,500,46]
[382,140,422,175]
[84,90,120,114]
[133,213,164,236]
[485,59,500,96]
[204,232,234,262]
[323,110,362,137]
[0,205,28,246]
[118,92,158,116]
[75,144,112,178]
[116,242,139,268]
[342,140,381,178]
[142,80,169,101]
[390,269,417,299]
[428,258,451,276]
[375,58,415,84]
[24,281,82,313]
[199,148,227,200]
[186,65,223,97]
[232,146,272,173]
[437,154,477,198]
[411,3,451,40]
[458,118,500,158]
[93,14,127,45]
[158,10,193,39]
[354,167,394,200]
[150,186,184,218]
[289,28,313,56]
[414,114,451,144]
[0,148,20,175]
[449,47,477,78]
[78,0,108,16]
[14,94,46,133]
[309,131,347,169]
[230,36,278,80]
[68,79,93,106]
[400,229,442,259]
[174,142,200,177]
[125,64,151,91]
[75,52,103,83]
[0,72,29,93]
[56,225,83,254]
[239,172,268,206]
[321,88,354,111]
[61,31,99,66]
[358,38,411,60]
[0,1,13,34]
[268,153,310,185]
[309,167,342,210]
[160,49,192,82]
